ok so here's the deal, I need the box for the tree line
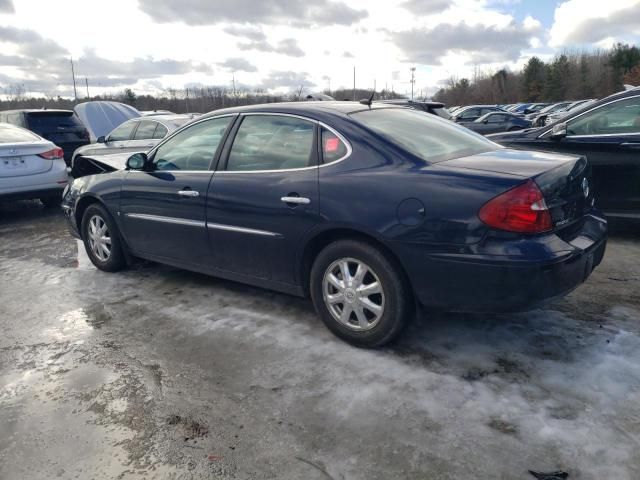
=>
[433,43,640,107]
[0,83,404,114]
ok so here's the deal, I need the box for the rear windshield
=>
[0,125,39,143]
[26,112,85,131]
[351,108,497,163]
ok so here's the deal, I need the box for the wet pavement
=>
[1,199,639,480]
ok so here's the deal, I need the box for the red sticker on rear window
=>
[324,137,340,153]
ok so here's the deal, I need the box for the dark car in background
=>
[452,105,504,123]
[528,101,573,125]
[0,109,89,165]
[378,99,452,119]
[490,87,640,221]
[465,111,531,134]
[71,114,194,177]
[63,102,606,348]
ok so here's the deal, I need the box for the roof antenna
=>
[359,89,375,107]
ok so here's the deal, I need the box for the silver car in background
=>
[0,123,68,207]
[70,114,195,178]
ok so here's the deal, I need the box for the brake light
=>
[478,179,552,233]
[38,147,64,160]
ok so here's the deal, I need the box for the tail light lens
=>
[38,147,64,160]
[479,179,552,234]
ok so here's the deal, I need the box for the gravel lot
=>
[1,200,639,480]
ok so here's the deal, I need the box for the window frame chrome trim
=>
[538,94,640,139]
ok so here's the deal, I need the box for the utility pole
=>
[410,67,416,100]
[85,77,89,99]
[232,74,237,104]
[70,57,78,102]
[352,66,356,101]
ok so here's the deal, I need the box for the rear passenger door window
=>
[133,121,158,140]
[153,123,168,139]
[226,115,316,171]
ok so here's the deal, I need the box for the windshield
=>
[351,108,497,163]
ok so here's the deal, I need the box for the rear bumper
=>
[0,186,66,202]
[394,214,608,312]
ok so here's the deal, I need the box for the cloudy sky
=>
[0,0,639,98]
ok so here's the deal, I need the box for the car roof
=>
[0,109,74,114]
[135,114,195,122]
[377,99,446,108]
[196,101,400,121]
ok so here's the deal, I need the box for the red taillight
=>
[479,179,552,234]
[38,147,64,160]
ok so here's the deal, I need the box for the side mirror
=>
[126,152,148,170]
[550,122,567,140]
[97,135,106,143]
[483,119,489,124]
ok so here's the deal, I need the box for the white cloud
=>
[6,0,632,99]
[549,0,640,47]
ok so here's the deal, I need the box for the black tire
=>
[310,239,413,348]
[40,194,61,208]
[81,203,127,272]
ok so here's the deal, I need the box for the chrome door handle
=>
[281,196,310,205]
[178,190,199,197]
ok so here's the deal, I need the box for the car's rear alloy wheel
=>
[81,203,126,272]
[323,258,385,331]
[311,240,412,348]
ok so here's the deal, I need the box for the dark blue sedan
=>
[62,102,607,347]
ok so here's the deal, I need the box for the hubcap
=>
[87,215,111,262]
[322,257,385,331]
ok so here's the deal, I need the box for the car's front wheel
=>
[81,203,126,272]
[310,240,413,348]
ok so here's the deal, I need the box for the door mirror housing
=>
[550,122,567,140]
[126,152,148,170]
[97,135,106,143]
[482,119,489,124]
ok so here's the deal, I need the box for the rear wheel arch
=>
[299,228,414,298]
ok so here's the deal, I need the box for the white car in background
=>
[0,123,68,207]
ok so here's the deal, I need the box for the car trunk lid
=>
[440,148,592,230]
[0,140,55,177]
